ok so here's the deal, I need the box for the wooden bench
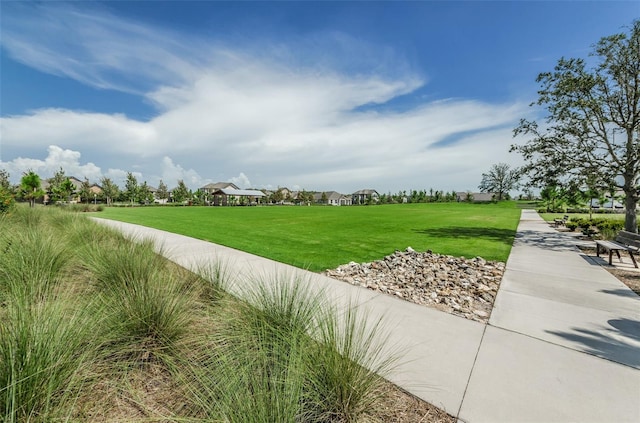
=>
[554,215,569,227]
[595,230,640,268]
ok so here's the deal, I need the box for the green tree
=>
[20,170,44,208]
[47,168,68,203]
[139,182,154,205]
[0,169,11,190]
[540,184,563,212]
[100,177,119,206]
[60,178,75,203]
[79,177,92,204]
[0,169,15,213]
[321,192,328,204]
[172,180,190,204]
[478,163,520,201]
[124,172,139,205]
[513,21,640,232]
[192,188,207,206]
[156,179,169,203]
[271,189,284,204]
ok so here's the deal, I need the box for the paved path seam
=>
[455,322,489,421]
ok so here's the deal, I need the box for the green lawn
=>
[99,202,522,272]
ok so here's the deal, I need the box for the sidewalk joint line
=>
[456,322,489,420]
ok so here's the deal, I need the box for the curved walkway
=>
[93,209,639,422]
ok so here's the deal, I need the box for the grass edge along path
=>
[100,202,521,272]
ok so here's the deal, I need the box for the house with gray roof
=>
[313,191,353,206]
[200,182,240,194]
[352,189,379,205]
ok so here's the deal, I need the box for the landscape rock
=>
[324,247,505,323]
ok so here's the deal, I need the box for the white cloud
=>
[229,172,251,189]
[0,109,157,156]
[0,145,104,182]
[161,156,209,189]
[1,3,201,94]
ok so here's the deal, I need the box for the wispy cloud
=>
[1,2,201,94]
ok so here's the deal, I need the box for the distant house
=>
[456,192,495,203]
[89,183,103,196]
[278,187,293,202]
[352,189,379,205]
[314,191,353,206]
[200,182,240,195]
[211,188,265,206]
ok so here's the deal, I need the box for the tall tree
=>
[100,177,119,206]
[20,170,44,208]
[156,179,169,203]
[79,177,92,204]
[0,169,15,213]
[139,182,154,205]
[0,169,11,190]
[512,20,640,231]
[124,172,139,205]
[172,180,190,204]
[478,163,520,201]
[59,178,75,203]
[47,167,68,203]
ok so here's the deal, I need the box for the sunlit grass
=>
[100,202,521,270]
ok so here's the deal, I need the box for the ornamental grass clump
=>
[0,219,69,305]
[0,207,99,422]
[194,259,231,303]
[0,296,99,423]
[184,275,397,423]
[306,305,397,422]
[185,275,323,422]
[82,238,195,362]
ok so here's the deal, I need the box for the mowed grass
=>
[101,202,521,272]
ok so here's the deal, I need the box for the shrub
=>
[0,187,15,214]
[565,221,579,231]
[595,220,624,240]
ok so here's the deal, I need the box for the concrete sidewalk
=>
[458,210,640,422]
[93,210,640,422]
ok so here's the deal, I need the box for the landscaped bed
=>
[0,206,455,422]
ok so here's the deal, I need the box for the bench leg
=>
[629,252,638,268]
[609,250,614,265]
[596,244,601,258]
[615,250,623,263]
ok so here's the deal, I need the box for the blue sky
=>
[1,1,638,193]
